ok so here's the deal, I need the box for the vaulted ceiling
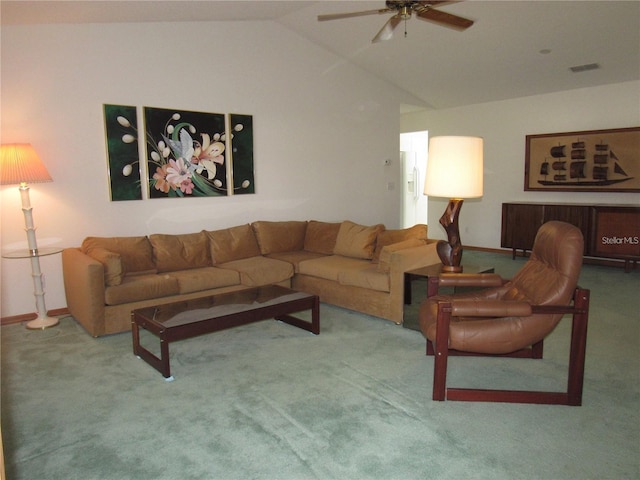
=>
[3,1,639,111]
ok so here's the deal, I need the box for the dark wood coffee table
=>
[131,285,319,380]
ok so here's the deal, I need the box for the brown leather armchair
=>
[419,221,590,405]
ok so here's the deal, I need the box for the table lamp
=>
[424,136,483,273]
[0,143,58,329]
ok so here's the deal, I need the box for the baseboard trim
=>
[1,308,70,327]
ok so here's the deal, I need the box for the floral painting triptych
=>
[103,104,254,201]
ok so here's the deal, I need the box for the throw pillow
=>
[372,224,428,262]
[85,247,123,286]
[82,236,155,274]
[333,221,384,260]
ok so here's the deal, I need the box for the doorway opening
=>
[400,131,429,228]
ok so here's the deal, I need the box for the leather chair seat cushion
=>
[218,256,294,286]
[167,267,240,294]
[420,294,563,354]
[298,255,371,282]
[105,273,179,306]
[149,231,211,273]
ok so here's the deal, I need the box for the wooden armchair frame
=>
[426,275,590,406]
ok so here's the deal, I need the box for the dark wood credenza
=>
[501,202,640,271]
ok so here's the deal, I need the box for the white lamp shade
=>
[424,136,483,198]
[0,143,53,185]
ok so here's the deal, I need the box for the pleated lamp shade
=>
[0,144,53,185]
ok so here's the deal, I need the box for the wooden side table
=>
[403,264,494,331]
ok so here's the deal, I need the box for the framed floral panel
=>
[144,107,229,198]
[103,104,142,201]
[229,114,255,195]
[525,127,640,192]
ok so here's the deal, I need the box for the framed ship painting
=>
[524,127,640,192]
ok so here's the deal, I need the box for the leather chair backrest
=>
[503,221,584,306]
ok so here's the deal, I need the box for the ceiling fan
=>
[317,1,474,43]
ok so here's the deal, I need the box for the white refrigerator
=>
[400,131,429,228]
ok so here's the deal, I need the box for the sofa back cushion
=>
[82,236,156,276]
[372,224,428,262]
[304,220,341,255]
[252,221,307,255]
[205,224,261,264]
[333,221,384,260]
[149,231,211,273]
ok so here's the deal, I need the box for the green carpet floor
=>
[1,251,639,480]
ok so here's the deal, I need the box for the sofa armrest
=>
[386,241,441,323]
[388,241,440,279]
[62,248,107,337]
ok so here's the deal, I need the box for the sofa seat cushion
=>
[252,221,307,255]
[298,255,371,282]
[266,251,328,273]
[206,224,262,264]
[105,273,179,306]
[338,265,390,293]
[218,256,294,287]
[167,267,240,294]
[149,232,211,273]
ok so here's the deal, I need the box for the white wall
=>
[0,20,412,318]
[401,81,640,248]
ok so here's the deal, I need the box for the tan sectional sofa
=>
[62,220,440,337]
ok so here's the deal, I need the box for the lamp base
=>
[441,264,463,273]
[436,198,466,272]
[26,315,60,330]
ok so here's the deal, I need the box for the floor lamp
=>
[0,143,59,329]
[423,136,483,273]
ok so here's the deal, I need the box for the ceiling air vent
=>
[569,63,600,73]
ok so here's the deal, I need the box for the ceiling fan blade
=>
[372,16,402,43]
[416,8,474,30]
[318,8,391,22]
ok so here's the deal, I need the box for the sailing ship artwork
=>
[525,127,640,192]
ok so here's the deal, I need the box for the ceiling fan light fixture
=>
[318,1,474,43]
